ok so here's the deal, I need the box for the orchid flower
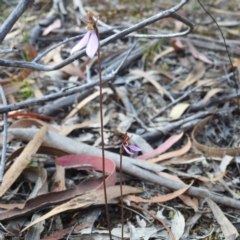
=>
[71,15,98,59]
[122,133,141,155]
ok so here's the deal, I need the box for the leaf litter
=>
[1,0,240,239]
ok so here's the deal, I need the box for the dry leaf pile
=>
[1,0,240,239]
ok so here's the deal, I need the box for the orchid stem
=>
[120,147,124,240]
[96,32,112,239]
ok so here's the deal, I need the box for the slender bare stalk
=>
[119,146,124,240]
[197,0,239,114]
[96,29,112,240]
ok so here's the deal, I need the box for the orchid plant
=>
[70,12,113,239]
[71,14,141,240]
[121,133,141,155]
[71,12,98,59]
[119,132,141,238]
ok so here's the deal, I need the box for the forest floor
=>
[0,0,240,239]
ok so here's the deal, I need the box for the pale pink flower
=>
[123,144,141,155]
[122,133,141,155]
[71,24,98,59]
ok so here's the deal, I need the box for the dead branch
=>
[0,73,114,114]
[0,0,34,43]
[142,109,229,142]
[7,128,240,210]
[0,40,156,114]
[0,0,193,71]
[152,78,222,119]
[0,86,7,182]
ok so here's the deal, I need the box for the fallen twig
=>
[0,41,156,114]
[151,78,223,119]
[142,110,227,142]
[0,86,8,183]
[0,0,192,71]
[7,128,240,209]
[0,0,34,43]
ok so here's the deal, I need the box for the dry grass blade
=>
[0,126,47,198]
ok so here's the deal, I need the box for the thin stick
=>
[96,28,112,240]
[0,39,152,115]
[0,0,192,71]
[0,0,34,43]
[0,86,8,182]
[0,73,114,114]
[9,128,240,210]
[197,0,239,113]
[151,78,221,119]
[0,49,20,54]
[119,147,124,240]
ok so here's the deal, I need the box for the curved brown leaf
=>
[187,39,213,64]
[202,88,224,105]
[170,37,185,52]
[159,172,198,211]
[125,180,193,203]
[192,116,240,157]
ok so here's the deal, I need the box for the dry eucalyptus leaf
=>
[169,210,185,240]
[206,197,238,240]
[0,126,47,198]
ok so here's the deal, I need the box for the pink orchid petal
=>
[128,145,141,152]
[86,31,98,59]
[70,31,91,55]
[124,146,134,155]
